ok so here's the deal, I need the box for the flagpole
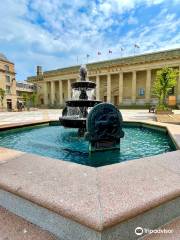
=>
[134,44,140,56]
[86,55,90,64]
[120,48,124,58]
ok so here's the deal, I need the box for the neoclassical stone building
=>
[0,53,35,111]
[0,53,17,110]
[27,48,180,107]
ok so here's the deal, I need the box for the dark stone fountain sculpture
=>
[85,103,124,151]
[59,65,124,151]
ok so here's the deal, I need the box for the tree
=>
[30,93,38,107]
[0,88,5,109]
[152,67,178,110]
[22,93,31,110]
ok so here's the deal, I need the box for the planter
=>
[155,109,173,114]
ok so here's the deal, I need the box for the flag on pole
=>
[86,54,90,64]
[109,50,112,54]
[97,51,101,55]
[134,43,140,48]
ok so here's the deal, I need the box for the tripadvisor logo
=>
[135,226,173,236]
[135,227,144,236]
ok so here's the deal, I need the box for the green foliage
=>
[152,67,178,109]
[22,93,30,110]
[30,93,38,107]
[0,88,5,107]
[22,93,38,108]
[22,93,30,104]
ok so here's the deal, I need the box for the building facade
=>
[27,48,180,107]
[0,53,35,111]
[16,82,36,99]
[0,53,17,110]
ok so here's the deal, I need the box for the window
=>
[4,65,9,72]
[138,88,145,96]
[6,85,11,94]
[6,75,11,82]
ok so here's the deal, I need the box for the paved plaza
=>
[0,109,159,125]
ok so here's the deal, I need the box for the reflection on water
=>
[88,150,121,167]
[0,125,175,167]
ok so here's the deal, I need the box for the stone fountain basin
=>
[0,120,179,240]
[59,116,86,128]
[71,81,96,89]
[66,100,102,107]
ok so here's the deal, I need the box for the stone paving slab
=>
[0,116,180,239]
[0,207,58,240]
[156,114,180,124]
[0,146,179,232]
[0,109,156,125]
[0,147,102,231]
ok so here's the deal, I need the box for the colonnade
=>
[43,67,180,106]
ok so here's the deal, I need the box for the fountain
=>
[59,65,124,151]
[59,65,101,134]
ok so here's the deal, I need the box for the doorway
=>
[114,95,118,106]
[7,99,12,111]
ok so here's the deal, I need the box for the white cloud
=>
[128,16,138,25]
[0,0,179,80]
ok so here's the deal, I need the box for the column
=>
[146,69,151,103]
[107,74,111,103]
[96,75,100,100]
[59,80,63,105]
[177,66,180,103]
[68,80,71,99]
[50,81,55,105]
[119,72,123,104]
[11,77,17,110]
[44,82,48,105]
[132,71,136,103]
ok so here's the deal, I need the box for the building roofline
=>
[28,47,180,79]
[0,58,14,65]
[88,47,180,66]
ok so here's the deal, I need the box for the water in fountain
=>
[67,107,81,119]
[86,89,95,100]
[59,65,102,131]
[72,89,80,100]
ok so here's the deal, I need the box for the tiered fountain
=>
[59,65,102,135]
[59,65,124,151]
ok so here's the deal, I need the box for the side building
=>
[27,48,180,107]
[0,53,17,110]
[0,53,35,111]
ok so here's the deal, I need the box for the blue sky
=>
[0,0,180,81]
